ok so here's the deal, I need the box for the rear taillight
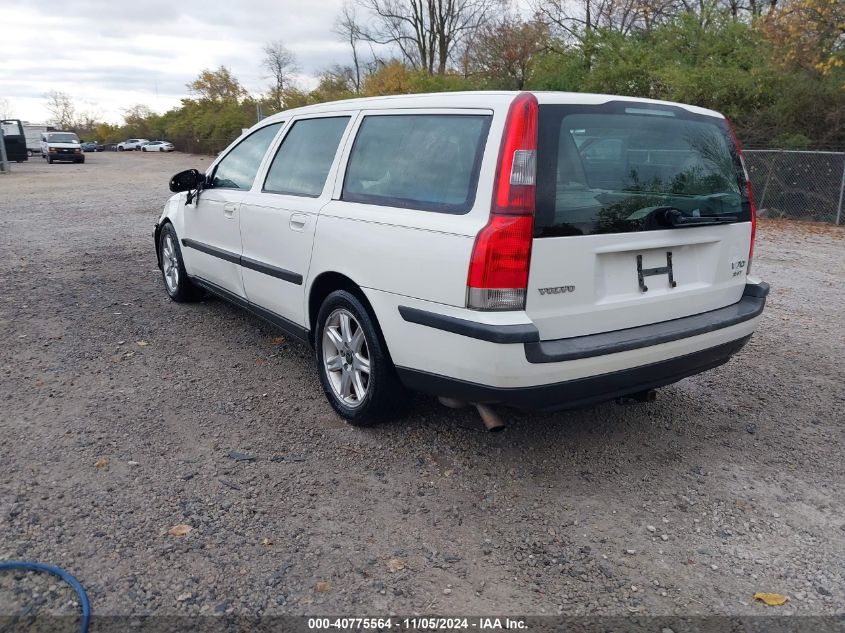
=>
[467,92,538,311]
[726,118,757,274]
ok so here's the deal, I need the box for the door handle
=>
[289,213,307,231]
[223,203,237,219]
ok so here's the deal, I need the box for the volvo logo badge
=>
[538,286,575,295]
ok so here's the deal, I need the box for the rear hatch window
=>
[535,103,750,237]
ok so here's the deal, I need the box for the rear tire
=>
[159,224,203,303]
[47,157,53,164]
[315,290,407,426]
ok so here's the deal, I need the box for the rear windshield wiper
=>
[627,206,738,228]
[663,208,738,227]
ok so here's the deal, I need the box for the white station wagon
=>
[154,91,768,428]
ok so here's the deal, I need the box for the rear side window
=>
[535,103,750,236]
[263,117,350,197]
[342,114,491,214]
[211,122,282,190]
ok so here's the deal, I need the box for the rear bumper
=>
[525,282,768,363]
[390,281,768,409]
[397,335,751,410]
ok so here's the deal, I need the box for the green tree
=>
[187,66,248,103]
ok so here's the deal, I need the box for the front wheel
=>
[27,149,33,157]
[118,146,124,151]
[315,290,406,426]
[159,224,203,302]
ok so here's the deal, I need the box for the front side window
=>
[342,114,491,214]
[535,103,750,236]
[211,123,282,190]
[263,117,350,197]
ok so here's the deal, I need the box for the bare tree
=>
[335,2,365,92]
[468,15,550,88]
[262,41,299,111]
[45,91,76,129]
[716,0,778,19]
[533,0,683,41]
[75,109,102,137]
[355,0,504,75]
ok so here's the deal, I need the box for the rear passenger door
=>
[239,114,355,327]
[314,109,494,308]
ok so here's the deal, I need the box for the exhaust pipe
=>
[475,403,506,432]
[615,389,657,405]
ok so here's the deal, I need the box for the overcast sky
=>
[1,0,352,124]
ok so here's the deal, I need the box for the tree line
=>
[52,0,844,153]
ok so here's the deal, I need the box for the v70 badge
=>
[637,252,677,293]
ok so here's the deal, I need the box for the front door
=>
[181,122,283,297]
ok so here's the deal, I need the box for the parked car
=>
[40,131,83,164]
[81,141,103,152]
[117,138,149,151]
[153,91,768,427]
[142,140,175,152]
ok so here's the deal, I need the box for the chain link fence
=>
[744,150,845,225]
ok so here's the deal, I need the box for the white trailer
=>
[23,123,54,156]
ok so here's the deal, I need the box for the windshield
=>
[535,103,750,237]
[47,133,79,143]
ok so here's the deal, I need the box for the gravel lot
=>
[1,152,843,622]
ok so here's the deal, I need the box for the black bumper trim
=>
[398,306,539,344]
[181,238,302,285]
[396,335,751,411]
[524,282,768,364]
[182,238,240,264]
[240,255,303,285]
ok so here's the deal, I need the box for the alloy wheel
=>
[322,308,370,407]
[161,234,180,293]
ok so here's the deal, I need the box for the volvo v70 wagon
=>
[154,91,768,426]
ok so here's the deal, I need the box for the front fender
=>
[153,194,187,269]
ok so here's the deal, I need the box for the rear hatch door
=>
[526,101,753,340]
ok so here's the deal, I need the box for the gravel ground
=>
[1,152,843,621]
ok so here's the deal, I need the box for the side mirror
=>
[169,169,205,193]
